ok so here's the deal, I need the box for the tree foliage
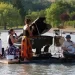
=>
[60,13,70,21]
[0,0,51,21]
[0,2,22,29]
[70,12,75,20]
[0,0,75,28]
[46,1,75,27]
[25,10,46,21]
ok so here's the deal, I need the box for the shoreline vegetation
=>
[1,27,75,33]
[0,0,75,30]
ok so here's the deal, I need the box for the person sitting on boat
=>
[23,18,32,37]
[62,35,75,58]
[6,29,19,59]
[7,29,18,46]
[21,30,33,61]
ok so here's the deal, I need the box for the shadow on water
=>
[19,58,75,66]
[18,63,75,75]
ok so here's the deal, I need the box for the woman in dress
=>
[21,30,33,60]
[21,19,33,60]
[23,19,32,36]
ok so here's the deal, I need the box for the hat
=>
[66,35,71,38]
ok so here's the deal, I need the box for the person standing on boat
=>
[62,35,75,58]
[21,30,33,61]
[23,18,32,36]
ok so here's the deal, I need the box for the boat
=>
[0,59,19,64]
[21,57,75,64]
[1,17,75,64]
[0,56,74,64]
[0,48,75,64]
[14,17,71,64]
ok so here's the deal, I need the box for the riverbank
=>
[0,27,75,33]
[0,28,23,32]
[49,28,75,33]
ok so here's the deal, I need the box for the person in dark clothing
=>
[6,29,19,59]
[8,29,17,46]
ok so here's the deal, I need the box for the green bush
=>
[0,2,22,29]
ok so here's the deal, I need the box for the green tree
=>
[0,0,51,21]
[70,12,75,20]
[25,10,46,21]
[46,1,73,27]
[0,2,22,29]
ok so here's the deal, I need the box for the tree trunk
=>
[4,23,7,30]
[16,25,18,29]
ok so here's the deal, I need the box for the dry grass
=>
[52,27,75,32]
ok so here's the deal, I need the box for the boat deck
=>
[20,57,75,64]
[0,59,19,64]
[0,54,75,64]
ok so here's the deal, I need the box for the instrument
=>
[29,17,52,54]
[30,36,53,54]
[30,17,52,36]
[17,17,52,54]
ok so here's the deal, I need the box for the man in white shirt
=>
[62,35,75,58]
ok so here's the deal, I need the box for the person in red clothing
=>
[21,30,33,60]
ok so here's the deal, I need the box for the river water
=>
[0,30,75,75]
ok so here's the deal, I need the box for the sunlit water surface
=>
[0,30,75,75]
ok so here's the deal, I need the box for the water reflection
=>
[0,62,75,75]
[0,64,30,75]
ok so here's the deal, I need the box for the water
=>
[0,63,75,75]
[1,30,75,75]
